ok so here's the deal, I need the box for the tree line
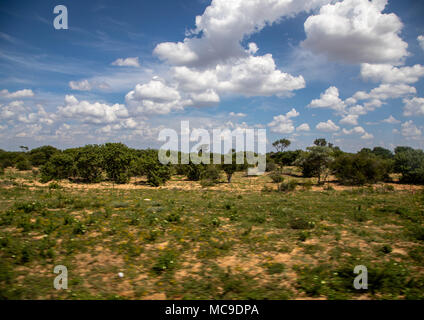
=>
[1,139,424,187]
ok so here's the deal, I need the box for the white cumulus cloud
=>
[154,0,331,67]
[0,89,34,99]
[308,86,345,113]
[125,78,190,115]
[58,95,129,124]
[111,57,140,67]
[303,0,408,65]
[403,97,424,117]
[401,120,421,138]
[382,115,400,124]
[296,123,311,132]
[316,119,340,132]
[360,63,424,84]
[268,108,300,134]
[340,114,359,126]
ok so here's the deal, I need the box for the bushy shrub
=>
[29,146,60,166]
[136,152,171,187]
[273,150,301,166]
[186,162,204,181]
[14,154,32,171]
[0,150,20,168]
[269,170,284,183]
[278,180,298,192]
[221,150,248,183]
[101,143,134,184]
[200,165,221,186]
[332,153,392,185]
[295,146,334,184]
[265,159,277,172]
[289,217,314,230]
[0,165,4,175]
[39,152,75,183]
[0,159,13,169]
[16,159,31,171]
[394,147,424,184]
[174,163,189,175]
[74,145,103,183]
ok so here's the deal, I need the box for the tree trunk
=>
[227,173,232,183]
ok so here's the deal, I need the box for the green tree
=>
[295,145,334,184]
[371,147,394,160]
[39,152,75,183]
[29,146,60,166]
[272,139,291,152]
[186,161,205,181]
[74,145,103,183]
[101,143,135,184]
[332,153,392,185]
[394,147,424,184]
[313,138,327,147]
[15,154,31,171]
[135,151,171,187]
[200,164,221,185]
[221,150,247,183]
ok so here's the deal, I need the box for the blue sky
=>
[0,0,423,152]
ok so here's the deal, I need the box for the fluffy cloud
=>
[342,126,365,135]
[418,35,424,52]
[361,132,374,140]
[360,64,424,84]
[69,79,111,91]
[111,57,140,67]
[58,95,129,124]
[353,84,416,102]
[128,78,180,102]
[342,126,374,140]
[17,105,55,126]
[382,115,400,124]
[139,0,324,111]
[190,89,220,107]
[69,79,92,91]
[172,54,305,97]
[268,108,300,134]
[154,0,331,67]
[0,89,34,99]
[303,0,408,65]
[403,97,424,117]
[339,114,359,126]
[401,120,421,138]
[125,78,190,115]
[0,100,55,127]
[127,51,306,115]
[296,123,311,132]
[308,86,345,113]
[0,100,24,119]
[316,119,340,132]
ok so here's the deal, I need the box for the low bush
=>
[278,180,298,192]
[16,159,31,171]
[394,147,424,184]
[332,153,392,185]
[200,165,221,186]
[269,170,284,183]
[39,152,75,183]
[289,217,315,230]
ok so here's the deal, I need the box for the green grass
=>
[0,171,424,299]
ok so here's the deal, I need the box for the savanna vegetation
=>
[0,139,424,300]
